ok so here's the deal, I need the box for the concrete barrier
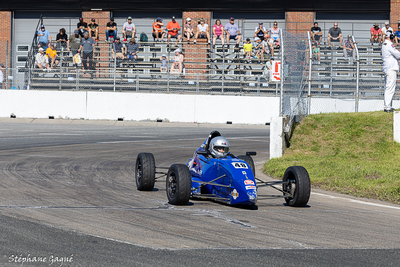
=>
[269,116,284,159]
[395,111,400,143]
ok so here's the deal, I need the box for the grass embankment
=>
[263,111,400,204]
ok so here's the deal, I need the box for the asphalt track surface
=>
[0,118,399,267]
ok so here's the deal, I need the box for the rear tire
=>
[282,166,311,207]
[166,164,191,205]
[238,155,255,175]
[135,153,156,191]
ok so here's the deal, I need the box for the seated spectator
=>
[310,22,322,44]
[212,19,225,46]
[328,22,343,46]
[106,17,117,42]
[153,17,166,42]
[343,35,355,62]
[262,34,274,57]
[312,42,321,64]
[170,48,184,73]
[382,21,393,40]
[194,18,210,44]
[46,43,59,68]
[35,47,50,70]
[253,37,263,62]
[254,21,267,41]
[394,23,400,45]
[183,18,194,43]
[122,16,136,42]
[126,38,139,61]
[77,17,88,37]
[370,22,382,45]
[88,18,99,41]
[167,16,182,46]
[56,28,68,50]
[263,56,274,80]
[268,21,281,46]
[160,54,168,72]
[112,37,125,60]
[67,30,81,67]
[243,38,253,59]
[37,25,51,49]
[224,17,242,48]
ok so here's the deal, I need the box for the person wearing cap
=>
[122,16,136,42]
[106,17,117,41]
[183,18,194,43]
[328,22,343,46]
[224,17,242,48]
[170,48,184,73]
[126,38,139,61]
[243,38,253,59]
[253,37,263,62]
[153,17,166,42]
[212,19,225,46]
[382,30,400,112]
[46,43,59,69]
[310,22,322,44]
[382,22,393,41]
[0,63,4,89]
[264,56,274,80]
[88,18,99,41]
[78,32,96,72]
[167,16,182,46]
[112,37,126,60]
[159,54,168,72]
[77,17,88,37]
[68,29,82,64]
[268,21,281,47]
[254,21,267,41]
[370,23,382,45]
[194,18,210,44]
[343,35,355,62]
[37,25,51,49]
[35,47,50,70]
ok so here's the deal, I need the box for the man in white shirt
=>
[382,21,394,40]
[35,48,50,70]
[382,30,400,112]
[122,16,136,41]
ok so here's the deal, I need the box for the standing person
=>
[37,25,51,49]
[166,16,182,47]
[78,32,96,75]
[212,19,224,46]
[0,63,4,89]
[382,31,400,112]
[224,17,242,48]
[67,29,82,67]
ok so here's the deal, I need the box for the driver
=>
[209,136,230,158]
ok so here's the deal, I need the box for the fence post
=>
[222,45,225,93]
[329,47,333,97]
[76,69,80,91]
[59,46,63,91]
[167,49,170,93]
[113,43,116,92]
[196,72,199,94]
[257,75,260,96]
[136,69,139,92]
[353,36,360,112]
[6,41,9,89]
[307,32,312,115]
[279,29,284,117]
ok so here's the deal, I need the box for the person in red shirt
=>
[370,22,382,45]
[152,17,166,42]
[167,16,182,47]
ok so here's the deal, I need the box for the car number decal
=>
[232,162,248,169]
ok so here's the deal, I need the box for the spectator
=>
[88,18,99,41]
[194,18,210,44]
[264,56,274,80]
[212,19,225,46]
[370,22,382,45]
[254,21,267,41]
[262,34,274,57]
[395,22,400,45]
[160,54,168,72]
[153,17,166,42]
[382,21,393,40]
[253,37,263,62]
[77,17,88,37]
[106,17,117,42]
[122,16,136,42]
[243,38,253,59]
[343,35,355,62]
[167,16,182,47]
[56,28,68,50]
[126,38,139,61]
[78,32,96,73]
[328,22,343,46]
[170,48,184,73]
[112,37,125,60]
[37,25,51,49]
[67,29,82,57]
[0,63,3,89]
[224,17,242,48]
[310,22,322,44]
[312,42,321,64]
[46,43,59,69]
[268,21,281,46]
[183,18,194,43]
[35,48,50,70]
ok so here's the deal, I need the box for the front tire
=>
[135,153,156,191]
[166,164,191,205]
[238,155,255,175]
[282,166,311,207]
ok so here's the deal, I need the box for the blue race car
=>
[135,131,310,207]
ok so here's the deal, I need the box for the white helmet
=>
[209,136,230,158]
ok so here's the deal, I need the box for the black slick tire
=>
[238,155,255,176]
[166,164,191,205]
[135,153,156,191]
[282,166,311,207]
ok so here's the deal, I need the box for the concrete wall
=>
[310,98,400,114]
[0,90,280,124]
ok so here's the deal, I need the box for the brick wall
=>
[391,0,400,32]
[286,12,314,35]
[0,11,12,68]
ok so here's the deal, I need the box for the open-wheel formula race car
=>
[135,131,310,207]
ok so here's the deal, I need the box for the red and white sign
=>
[270,61,281,82]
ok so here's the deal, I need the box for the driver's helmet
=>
[209,136,230,158]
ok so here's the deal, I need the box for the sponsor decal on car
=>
[231,162,248,169]
[244,179,255,185]
[245,185,256,190]
[231,189,239,199]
